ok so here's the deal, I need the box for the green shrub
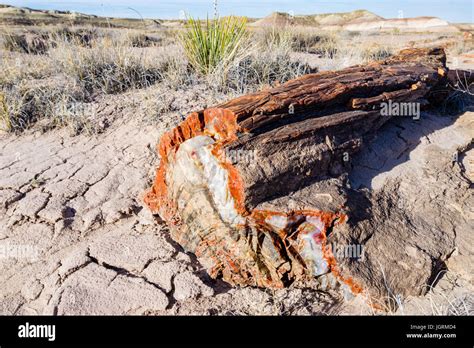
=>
[179,16,248,75]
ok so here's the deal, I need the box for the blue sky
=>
[2,0,473,23]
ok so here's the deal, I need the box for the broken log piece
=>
[145,48,450,291]
[216,48,447,133]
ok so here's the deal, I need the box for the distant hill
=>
[0,4,461,33]
[313,10,383,26]
[0,4,160,28]
[251,10,458,32]
[251,10,383,27]
[0,4,97,21]
[345,16,457,32]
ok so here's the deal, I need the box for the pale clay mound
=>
[251,10,382,28]
[0,107,472,315]
[251,11,458,32]
[344,17,459,32]
[0,4,96,18]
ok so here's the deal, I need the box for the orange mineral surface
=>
[144,107,363,293]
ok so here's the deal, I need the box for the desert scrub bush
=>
[51,97,104,135]
[51,36,167,94]
[179,16,248,75]
[344,31,361,39]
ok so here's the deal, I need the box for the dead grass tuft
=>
[1,32,49,54]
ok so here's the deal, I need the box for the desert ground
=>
[0,5,473,315]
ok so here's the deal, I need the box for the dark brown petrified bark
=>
[144,48,457,294]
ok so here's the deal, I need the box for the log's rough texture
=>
[145,48,461,295]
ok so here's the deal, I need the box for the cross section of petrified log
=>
[145,48,452,292]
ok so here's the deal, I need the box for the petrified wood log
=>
[144,48,454,294]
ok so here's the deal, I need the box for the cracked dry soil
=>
[0,110,473,315]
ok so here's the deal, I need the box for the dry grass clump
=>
[0,53,55,87]
[293,33,330,53]
[0,79,86,132]
[127,32,162,47]
[199,26,317,93]
[2,33,28,52]
[290,29,392,61]
[290,30,339,57]
[448,35,474,56]
[140,83,229,127]
[256,27,340,57]
[50,26,97,47]
[224,45,316,93]
[307,33,339,58]
[2,32,49,54]
[254,27,395,73]
[1,27,97,55]
[0,81,103,135]
[361,43,393,61]
[50,36,169,94]
[155,49,197,89]
[0,28,184,133]
[256,27,293,49]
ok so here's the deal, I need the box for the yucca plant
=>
[179,15,248,76]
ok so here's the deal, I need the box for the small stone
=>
[21,280,44,301]
[173,271,214,301]
[137,207,155,225]
[143,260,183,293]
